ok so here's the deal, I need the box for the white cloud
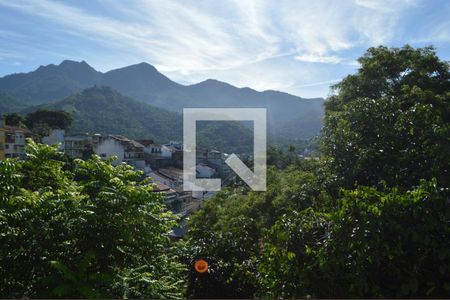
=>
[293,79,341,88]
[0,0,417,72]
[355,0,417,12]
[0,0,432,97]
[352,0,418,45]
[294,54,343,64]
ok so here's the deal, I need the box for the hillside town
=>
[0,116,235,237]
[0,0,448,295]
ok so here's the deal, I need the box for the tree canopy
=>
[3,112,24,127]
[322,45,450,189]
[184,45,450,298]
[24,109,73,130]
[1,45,448,299]
[0,140,185,298]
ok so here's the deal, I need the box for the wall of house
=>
[64,137,88,158]
[127,158,146,170]
[143,146,152,154]
[149,172,175,189]
[144,145,162,155]
[95,138,124,165]
[5,131,26,158]
[161,145,172,158]
[196,164,215,178]
[42,129,65,150]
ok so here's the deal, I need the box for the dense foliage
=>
[184,159,327,298]
[0,140,185,298]
[24,109,73,130]
[184,45,450,298]
[259,180,449,298]
[4,113,24,127]
[1,45,448,299]
[322,45,450,189]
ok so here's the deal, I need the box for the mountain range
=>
[0,60,324,146]
[28,86,254,153]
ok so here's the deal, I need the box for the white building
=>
[42,129,65,150]
[3,126,32,159]
[64,133,103,158]
[137,139,174,159]
[161,145,173,157]
[95,135,145,170]
[166,141,183,150]
[196,163,216,178]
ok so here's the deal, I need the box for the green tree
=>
[4,113,24,127]
[258,209,329,298]
[24,109,73,130]
[322,45,450,189]
[185,45,450,299]
[184,159,326,298]
[259,181,450,298]
[322,181,450,298]
[0,140,185,298]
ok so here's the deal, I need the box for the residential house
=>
[196,149,231,178]
[2,125,33,159]
[42,129,65,150]
[95,135,145,170]
[151,181,196,239]
[149,166,201,209]
[196,163,216,178]
[151,181,178,205]
[150,167,184,190]
[151,181,189,216]
[161,145,174,157]
[64,133,103,158]
[165,141,183,151]
[138,140,173,158]
[138,140,175,169]
[136,139,155,153]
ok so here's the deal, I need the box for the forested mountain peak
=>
[0,60,324,140]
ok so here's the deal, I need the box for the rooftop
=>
[109,135,144,148]
[135,139,155,147]
[151,181,175,193]
[3,126,33,134]
[158,167,183,179]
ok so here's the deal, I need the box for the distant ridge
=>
[27,86,254,153]
[0,60,324,140]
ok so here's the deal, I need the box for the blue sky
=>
[0,0,449,98]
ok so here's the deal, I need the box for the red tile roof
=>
[3,126,33,134]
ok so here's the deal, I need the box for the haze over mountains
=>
[0,60,324,144]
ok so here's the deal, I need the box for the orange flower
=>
[194,259,209,273]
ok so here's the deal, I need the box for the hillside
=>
[0,92,29,114]
[0,60,324,139]
[31,86,253,153]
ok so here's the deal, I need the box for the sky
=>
[0,0,449,98]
